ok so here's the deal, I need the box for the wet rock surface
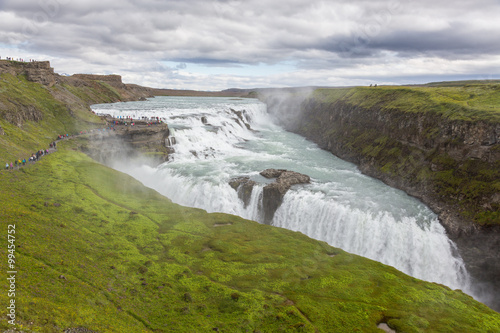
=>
[229,169,311,224]
[83,118,172,166]
[260,169,310,224]
[230,108,252,130]
[229,177,257,208]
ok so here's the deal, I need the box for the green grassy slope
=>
[0,66,153,164]
[1,145,499,332]
[0,72,105,162]
[314,84,500,122]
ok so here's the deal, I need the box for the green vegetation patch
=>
[0,72,499,331]
[0,145,499,332]
[0,73,104,162]
[313,84,500,122]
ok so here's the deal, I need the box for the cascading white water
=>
[273,190,468,288]
[92,96,472,295]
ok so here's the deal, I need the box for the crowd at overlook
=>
[4,116,168,171]
[108,115,165,127]
[0,56,37,62]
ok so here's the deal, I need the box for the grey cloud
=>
[1,0,499,89]
[368,25,500,56]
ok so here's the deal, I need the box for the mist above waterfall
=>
[258,87,314,130]
[91,96,476,301]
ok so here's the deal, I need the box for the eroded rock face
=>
[24,61,57,86]
[229,177,257,208]
[83,118,171,166]
[260,169,311,192]
[260,169,310,224]
[0,60,57,86]
[3,104,44,127]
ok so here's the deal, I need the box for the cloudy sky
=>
[0,0,499,90]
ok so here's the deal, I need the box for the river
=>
[91,96,473,297]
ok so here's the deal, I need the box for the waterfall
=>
[273,190,469,289]
[91,96,473,298]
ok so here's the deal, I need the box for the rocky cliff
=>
[229,169,311,224]
[262,85,500,311]
[0,60,155,161]
[81,117,171,166]
[0,60,57,86]
[0,60,154,104]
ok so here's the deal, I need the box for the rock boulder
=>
[260,169,310,224]
[229,177,257,208]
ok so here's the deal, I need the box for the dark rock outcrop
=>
[260,169,310,224]
[229,177,257,208]
[228,169,311,224]
[24,61,58,86]
[0,60,58,86]
[72,74,123,83]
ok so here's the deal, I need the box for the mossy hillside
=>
[1,143,500,332]
[313,84,500,122]
[58,80,123,106]
[0,72,105,162]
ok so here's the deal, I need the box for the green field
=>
[1,145,499,332]
[313,83,500,123]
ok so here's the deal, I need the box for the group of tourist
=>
[1,57,37,62]
[110,116,164,127]
[3,115,169,172]
[5,146,54,171]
